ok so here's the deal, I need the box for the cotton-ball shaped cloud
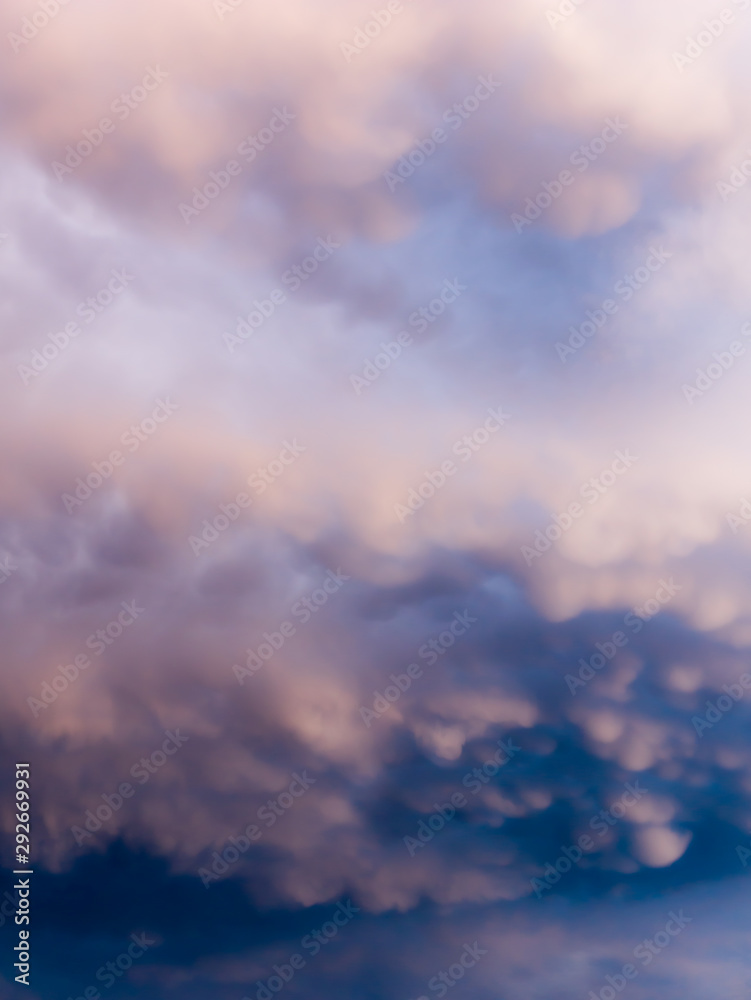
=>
[632,825,693,867]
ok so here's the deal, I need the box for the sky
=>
[2,0,751,998]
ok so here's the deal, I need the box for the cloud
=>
[3,1,751,996]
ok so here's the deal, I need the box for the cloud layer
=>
[2,1,751,998]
